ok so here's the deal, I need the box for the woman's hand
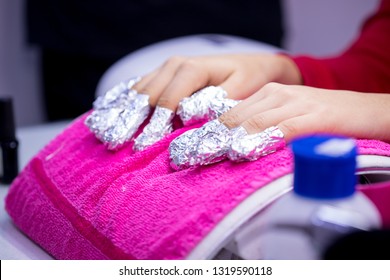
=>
[132,53,302,110]
[219,83,390,143]
[87,54,302,151]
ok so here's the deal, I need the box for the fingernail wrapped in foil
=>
[177,86,239,126]
[133,106,175,152]
[85,77,151,150]
[228,126,286,161]
[91,77,140,110]
[169,119,232,170]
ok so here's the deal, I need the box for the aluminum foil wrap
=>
[133,106,175,152]
[92,77,140,110]
[228,126,286,161]
[169,119,232,170]
[85,77,151,150]
[177,86,239,126]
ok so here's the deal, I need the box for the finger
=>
[156,58,211,111]
[218,100,267,129]
[219,71,268,100]
[278,114,323,142]
[219,90,284,130]
[133,56,187,106]
[240,106,301,134]
[132,69,159,91]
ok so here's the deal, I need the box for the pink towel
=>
[5,113,390,259]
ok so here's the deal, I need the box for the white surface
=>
[0,121,69,260]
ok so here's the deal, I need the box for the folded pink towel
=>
[5,114,390,259]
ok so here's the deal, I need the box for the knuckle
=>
[165,55,186,67]
[262,82,283,93]
[139,86,153,95]
[177,59,208,87]
[219,110,242,129]
[262,82,291,98]
[178,59,203,74]
[243,115,268,134]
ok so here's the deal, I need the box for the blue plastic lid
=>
[291,135,357,199]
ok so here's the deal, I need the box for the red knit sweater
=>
[292,0,390,93]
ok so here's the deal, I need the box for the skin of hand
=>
[132,53,302,110]
[219,83,390,143]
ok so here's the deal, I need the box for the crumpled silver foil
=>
[92,77,140,110]
[169,123,286,170]
[228,126,285,161]
[169,119,232,170]
[133,106,175,152]
[177,86,239,126]
[85,77,151,150]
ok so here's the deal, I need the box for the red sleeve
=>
[291,0,390,93]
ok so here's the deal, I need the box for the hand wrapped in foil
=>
[85,77,285,162]
[133,86,239,151]
[85,77,238,151]
[169,121,286,170]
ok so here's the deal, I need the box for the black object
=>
[323,229,390,260]
[0,97,19,184]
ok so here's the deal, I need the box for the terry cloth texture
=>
[5,114,390,259]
